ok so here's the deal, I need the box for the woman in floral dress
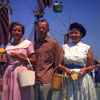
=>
[58,22,97,100]
[2,22,36,100]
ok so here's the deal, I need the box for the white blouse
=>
[6,39,31,50]
[62,41,90,67]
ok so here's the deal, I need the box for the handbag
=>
[51,65,67,100]
[51,66,64,91]
[18,58,35,87]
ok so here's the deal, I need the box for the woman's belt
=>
[64,64,84,69]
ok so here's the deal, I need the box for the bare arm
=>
[79,48,94,77]
[87,48,94,69]
[58,64,73,75]
[57,48,73,75]
[10,52,36,65]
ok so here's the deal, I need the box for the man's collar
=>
[37,36,50,42]
[44,36,51,42]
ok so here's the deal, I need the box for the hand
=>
[57,64,73,75]
[10,52,19,60]
[78,68,86,77]
[10,52,27,63]
[65,68,73,76]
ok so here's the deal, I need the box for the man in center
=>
[34,19,61,100]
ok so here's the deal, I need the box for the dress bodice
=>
[5,39,33,65]
[62,41,90,67]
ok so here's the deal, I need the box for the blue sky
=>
[9,0,100,60]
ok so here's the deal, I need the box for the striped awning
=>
[0,6,10,46]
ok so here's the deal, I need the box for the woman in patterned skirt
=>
[58,22,97,100]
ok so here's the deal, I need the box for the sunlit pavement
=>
[0,83,100,100]
[95,82,100,100]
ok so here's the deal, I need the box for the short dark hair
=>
[9,22,25,35]
[69,22,86,38]
[38,19,49,29]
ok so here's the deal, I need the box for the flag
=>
[38,0,52,12]
[46,0,52,8]
[38,0,45,12]
[0,6,10,46]
[43,0,52,8]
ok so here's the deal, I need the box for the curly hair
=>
[69,22,86,38]
[9,22,24,35]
